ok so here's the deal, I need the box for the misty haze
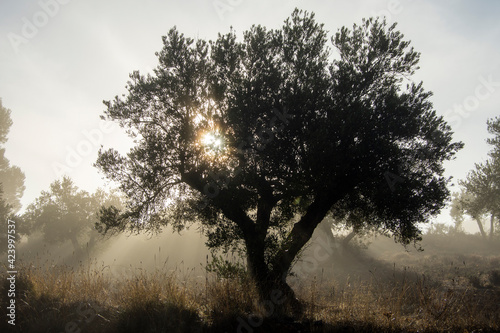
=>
[1,1,499,332]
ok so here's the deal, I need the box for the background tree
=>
[316,210,392,252]
[96,10,462,315]
[0,99,26,254]
[23,177,124,258]
[450,189,490,237]
[0,98,25,213]
[449,191,467,233]
[454,117,500,239]
[0,187,10,221]
[0,187,15,255]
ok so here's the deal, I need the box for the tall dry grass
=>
[1,245,500,332]
[1,260,499,332]
[294,265,500,332]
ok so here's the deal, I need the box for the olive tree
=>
[96,10,462,315]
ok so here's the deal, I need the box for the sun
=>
[200,131,224,153]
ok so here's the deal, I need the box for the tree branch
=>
[273,187,345,275]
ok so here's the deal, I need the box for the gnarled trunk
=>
[244,230,303,318]
[183,171,348,319]
[243,189,347,318]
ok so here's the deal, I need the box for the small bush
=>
[114,300,202,333]
[489,270,500,287]
[205,254,246,280]
[468,274,483,288]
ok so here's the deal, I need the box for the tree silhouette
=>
[0,98,25,213]
[0,99,26,255]
[455,117,500,239]
[0,186,18,255]
[451,189,488,237]
[96,10,462,315]
[23,177,123,258]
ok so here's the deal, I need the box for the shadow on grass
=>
[111,300,204,333]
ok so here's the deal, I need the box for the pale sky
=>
[1,0,499,230]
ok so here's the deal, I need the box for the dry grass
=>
[293,267,500,332]
[1,238,500,332]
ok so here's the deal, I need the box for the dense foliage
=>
[0,99,26,253]
[23,177,124,255]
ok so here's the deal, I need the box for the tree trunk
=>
[263,189,347,317]
[244,234,303,318]
[490,213,495,239]
[188,173,349,319]
[342,230,356,246]
[87,231,96,251]
[70,235,82,257]
[474,216,487,239]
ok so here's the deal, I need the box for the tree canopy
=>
[0,99,26,254]
[453,117,500,239]
[0,98,25,213]
[23,177,124,256]
[96,10,462,313]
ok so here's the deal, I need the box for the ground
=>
[1,232,499,332]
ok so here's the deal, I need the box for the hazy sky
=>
[1,0,499,228]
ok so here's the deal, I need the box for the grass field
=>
[1,233,499,332]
